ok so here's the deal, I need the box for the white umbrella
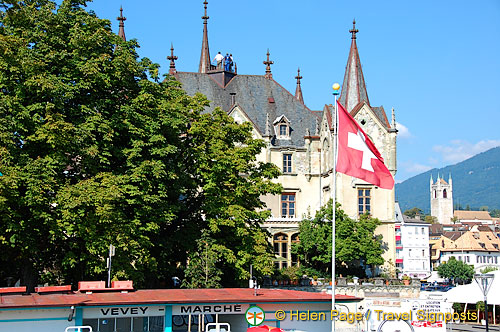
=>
[445,270,500,305]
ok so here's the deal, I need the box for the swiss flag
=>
[336,101,394,190]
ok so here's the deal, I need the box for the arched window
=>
[273,233,288,269]
[443,189,447,198]
[434,190,437,199]
[291,233,299,266]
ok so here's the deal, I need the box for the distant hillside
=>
[396,146,500,213]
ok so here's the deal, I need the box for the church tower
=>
[430,174,454,224]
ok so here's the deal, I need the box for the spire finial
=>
[202,1,209,22]
[295,67,302,84]
[294,67,304,103]
[167,43,178,75]
[117,6,127,42]
[263,49,274,79]
[350,19,358,40]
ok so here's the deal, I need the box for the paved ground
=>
[448,323,500,332]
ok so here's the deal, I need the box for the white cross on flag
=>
[336,101,394,190]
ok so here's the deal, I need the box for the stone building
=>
[117,3,398,271]
[430,174,454,224]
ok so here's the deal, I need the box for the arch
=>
[443,189,447,198]
[273,233,288,269]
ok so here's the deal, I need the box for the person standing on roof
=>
[213,51,224,69]
[229,54,234,72]
[224,53,231,71]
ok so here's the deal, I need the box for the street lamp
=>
[474,273,494,332]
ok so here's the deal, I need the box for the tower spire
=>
[339,19,370,113]
[295,67,304,104]
[198,1,211,73]
[117,6,126,42]
[167,43,178,75]
[263,49,273,79]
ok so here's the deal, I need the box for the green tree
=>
[437,257,474,284]
[403,207,423,219]
[0,0,280,289]
[293,200,385,277]
[182,108,281,287]
[425,215,437,224]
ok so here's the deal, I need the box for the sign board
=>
[83,306,164,318]
[364,299,450,332]
[172,304,249,315]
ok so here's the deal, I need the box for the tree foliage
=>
[437,257,474,284]
[0,0,280,289]
[293,200,385,277]
[403,207,423,219]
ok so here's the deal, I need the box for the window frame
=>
[282,153,292,173]
[281,193,296,218]
[357,188,371,216]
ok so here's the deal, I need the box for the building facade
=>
[430,174,454,224]
[122,4,399,270]
[430,225,500,271]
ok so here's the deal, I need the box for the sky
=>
[82,0,500,182]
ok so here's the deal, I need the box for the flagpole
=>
[331,83,340,332]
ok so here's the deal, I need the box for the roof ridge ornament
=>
[263,49,274,79]
[167,43,178,75]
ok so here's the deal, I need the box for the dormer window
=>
[273,115,291,139]
[279,124,288,136]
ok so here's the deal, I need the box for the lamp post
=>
[331,82,340,332]
[474,273,494,332]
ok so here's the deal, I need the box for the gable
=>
[228,105,263,139]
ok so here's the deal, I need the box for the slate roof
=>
[175,72,320,147]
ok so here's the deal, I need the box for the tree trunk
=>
[21,259,37,292]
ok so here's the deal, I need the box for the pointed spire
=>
[198,1,211,73]
[263,49,273,79]
[167,43,178,75]
[339,19,370,113]
[117,6,126,42]
[430,174,434,185]
[294,67,304,104]
[391,107,396,128]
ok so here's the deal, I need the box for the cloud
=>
[405,162,433,174]
[395,122,411,138]
[433,139,500,163]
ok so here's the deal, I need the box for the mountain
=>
[396,146,500,213]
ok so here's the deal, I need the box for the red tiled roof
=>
[0,288,360,309]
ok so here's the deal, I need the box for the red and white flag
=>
[336,100,394,190]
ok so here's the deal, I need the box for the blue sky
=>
[83,0,500,182]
